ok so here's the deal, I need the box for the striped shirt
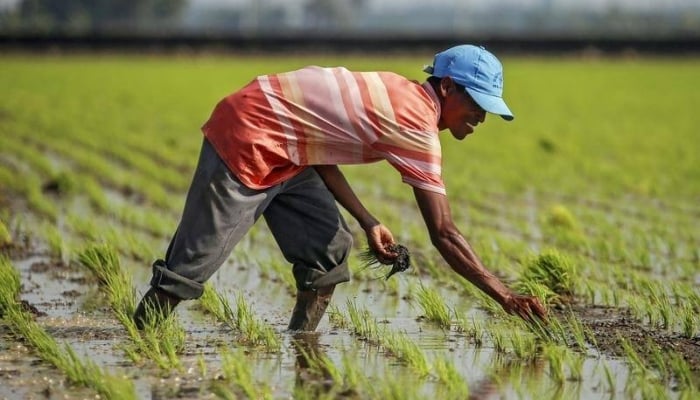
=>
[202,66,445,194]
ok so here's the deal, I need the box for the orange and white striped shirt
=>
[202,66,445,194]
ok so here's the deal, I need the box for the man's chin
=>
[451,128,470,140]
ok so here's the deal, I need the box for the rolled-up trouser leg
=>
[263,168,353,330]
[263,168,353,292]
[149,138,275,300]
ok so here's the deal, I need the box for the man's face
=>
[437,78,487,140]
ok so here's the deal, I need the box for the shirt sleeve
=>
[370,128,446,194]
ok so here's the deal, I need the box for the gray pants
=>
[149,138,353,299]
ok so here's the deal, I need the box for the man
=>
[134,44,547,331]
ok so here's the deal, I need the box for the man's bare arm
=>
[314,165,396,261]
[413,187,547,321]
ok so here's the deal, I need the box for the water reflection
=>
[291,331,352,398]
[290,331,538,400]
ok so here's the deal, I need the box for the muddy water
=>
[0,248,674,400]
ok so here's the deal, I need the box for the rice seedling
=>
[219,346,273,400]
[564,313,593,351]
[199,285,280,350]
[668,350,695,392]
[4,305,138,399]
[100,141,188,192]
[541,203,586,245]
[298,345,344,385]
[517,313,567,345]
[199,284,226,319]
[26,181,59,221]
[103,227,157,262]
[0,218,11,247]
[291,338,354,400]
[68,214,101,241]
[508,328,538,360]
[545,204,578,230]
[432,355,469,398]
[515,280,558,306]
[77,243,134,310]
[626,374,667,400]
[644,339,669,382]
[0,155,58,221]
[639,278,674,330]
[469,318,486,347]
[415,284,452,329]
[382,330,430,376]
[681,304,698,339]
[0,135,55,178]
[233,292,280,349]
[542,344,567,385]
[334,300,447,380]
[40,221,70,264]
[18,132,176,212]
[489,324,510,354]
[618,336,647,379]
[688,287,700,310]
[267,257,297,294]
[138,312,186,370]
[366,371,423,400]
[565,351,585,382]
[601,360,617,394]
[66,210,158,262]
[327,304,350,329]
[292,385,342,400]
[0,256,21,315]
[77,243,185,370]
[77,175,111,214]
[346,299,380,340]
[197,352,207,377]
[0,256,137,399]
[209,383,237,400]
[465,284,505,316]
[114,204,173,238]
[516,249,577,308]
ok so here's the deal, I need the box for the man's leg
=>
[287,285,336,331]
[134,139,276,328]
[263,168,353,331]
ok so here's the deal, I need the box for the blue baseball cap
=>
[423,45,514,121]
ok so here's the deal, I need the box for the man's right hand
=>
[365,223,398,264]
[501,293,548,322]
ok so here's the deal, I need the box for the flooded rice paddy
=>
[1,54,699,399]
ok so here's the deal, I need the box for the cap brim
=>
[466,88,514,121]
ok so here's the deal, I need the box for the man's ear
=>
[439,77,453,97]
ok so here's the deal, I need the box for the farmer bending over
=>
[134,44,548,331]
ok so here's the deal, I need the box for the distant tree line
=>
[0,0,698,39]
[1,0,187,33]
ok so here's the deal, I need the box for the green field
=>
[0,53,699,399]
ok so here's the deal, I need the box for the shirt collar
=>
[421,81,441,118]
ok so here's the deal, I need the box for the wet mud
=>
[565,305,700,373]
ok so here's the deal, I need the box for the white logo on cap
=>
[492,72,503,90]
